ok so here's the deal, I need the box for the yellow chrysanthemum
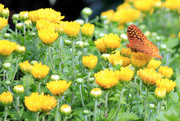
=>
[63,21,81,38]
[0,17,8,30]
[38,29,58,44]
[81,23,95,37]
[156,78,176,93]
[0,3,4,12]
[55,21,64,34]
[133,0,154,12]
[115,67,134,83]
[36,19,55,30]
[124,0,134,3]
[0,40,16,56]
[82,54,98,69]
[137,68,162,87]
[146,59,161,69]
[158,66,173,78]
[103,33,121,50]
[131,52,152,69]
[20,60,32,73]
[116,2,131,11]
[28,8,64,23]
[120,48,132,57]
[46,80,71,96]
[101,9,115,21]
[94,38,107,53]
[154,87,166,99]
[60,104,72,116]
[31,62,50,79]
[163,0,180,10]
[94,69,119,89]
[41,94,57,112]
[0,91,13,106]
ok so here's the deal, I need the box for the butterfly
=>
[126,25,162,59]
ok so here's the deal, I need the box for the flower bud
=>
[12,14,19,21]
[99,33,105,38]
[151,32,157,36]
[2,8,9,18]
[154,88,166,99]
[89,77,95,83]
[76,41,84,48]
[3,62,11,69]
[160,44,167,50]
[144,31,151,37]
[64,39,72,46]
[31,60,38,65]
[101,54,110,61]
[16,46,26,53]
[82,109,90,115]
[76,78,83,84]
[50,75,60,81]
[16,23,23,31]
[149,103,155,109]
[19,11,28,21]
[75,19,84,26]
[4,33,10,39]
[154,1,162,9]
[13,85,24,94]
[84,42,89,47]
[5,80,11,86]
[120,33,128,41]
[30,32,36,37]
[60,104,72,116]
[25,19,32,29]
[90,88,102,99]
[81,7,93,17]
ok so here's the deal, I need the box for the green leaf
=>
[164,38,178,49]
[117,112,139,120]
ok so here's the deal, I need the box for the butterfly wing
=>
[127,25,162,59]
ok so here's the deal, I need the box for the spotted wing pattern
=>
[127,25,162,59]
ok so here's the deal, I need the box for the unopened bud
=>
[60,104,72,116]
[4,33,10,39]
[75,19,84,26]
[64,39,72,46]
[16,23,23,31]
[3,62,11,69]
[76,78,83,84]
[90,88,102,99]
[81,7,93,18]
[12,14,19,21]
[76,41,84,48]
[13,85,24,94]
[50,75,60,81]
[2,8,9,18]
[84,41,89,47]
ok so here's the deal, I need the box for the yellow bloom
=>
[154,88,166,99]
[0,40,16,56]
[36,19,55,30]
[156,78,176,93]
[116,2,131,11]
[0,3,4,13]
[0,17,8,30]
[20,60,32,73]
[19,11,28,21]
[46,80,71,96]
[81,23,95,37]
[115,67,134,83]
[60,104,72,115]
[146,59,161,69]
[133,0,154,12]
[0,91,13,106]
[124,0,134,3]
[101,9,115,21]
[38,29,58,44]
[31,62,50,79]
[158,66,173,78]
[41,94,57,112]
[120,48,132,57]
[163,0,180,10]
[82,54,98,69]
[55,21,64,34]
[94,38,107,53]
[137,68,162,87]
[131,52,152,69]
[103,33,121,50]
[28,8,64,23]
[63,21,81,38]
[94,69,119,89]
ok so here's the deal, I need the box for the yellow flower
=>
[116,2,131,11]
[2,8,10,17]
[101,9,115,21]
[31,62,50,79]
[133,0,154,12]
[13,85,24,94]
[163,0,180,10]
[0,91,13,106]
[0,3,4,12]
[41,94,57,112]
[156,78,176,93]
[46,80,71,96]
[103,33,121,50]
[94,38,107,53]
[137,68,162,87]
[60,104,72,116]
[115,67,134,83]
[20,60,32,73]
[146,59,161,69]
[120,48,132,57]
[158,66,173,78]
[63,21,81,38]
[124,0,134,3]
[0,40,16,56]
[154,88,166,99]
[81,23,95,37]
[55,21,64,34]
[178,32,180,39]
[36,19,55,30]
[131,52,152,69]
[0,17,8,30]
[94,69,119,89]
[19,11,28,21]
[82,54,98,69]
[38,29,58,44]
[28,8,64,23]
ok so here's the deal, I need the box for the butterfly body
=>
[127,25,162,59]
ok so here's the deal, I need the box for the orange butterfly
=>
[126,25,162,59]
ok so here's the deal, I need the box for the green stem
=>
[26,74,30,96]
[157,100,162,113]
[104,91,109,118]
[79,84,85,107]
[4,106,8,121]
[130,76,137,112]
[59,36,64,73]
[64,116,67,121]
[55,97,61,121]
[87,70,91,102]
[144,87,149,121]
[85,115,87,121]
[36,112,40,121]
[13,56,20,80]
[16,96,20,118]
[42,115,45,121]
[38,82,41,93]
[23,22,26,46]
[115,84,124,121]
[49,46,55,71]
[94,99,97,121]
[85,17,89,23]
